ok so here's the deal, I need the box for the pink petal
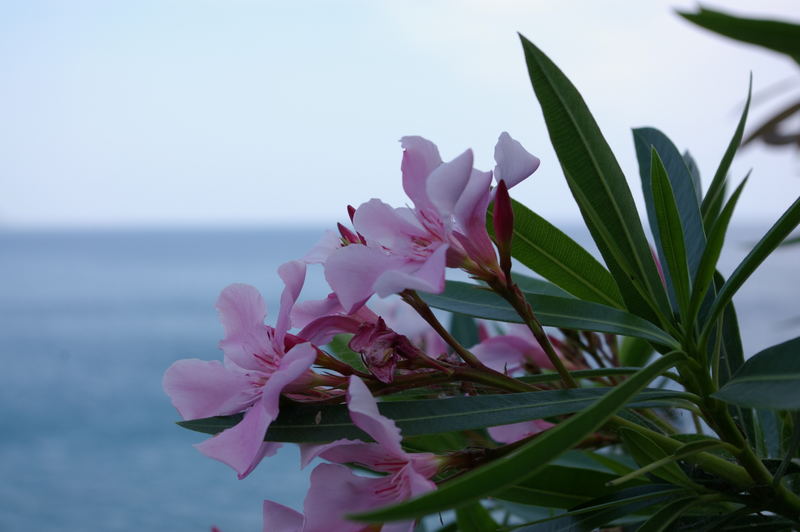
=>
[162,359,255,420]
[352,199,426,250]
[302,230,342,264]
[302,463,389,532]
[346,376,404,457]
[324,244,401,313]
[297,315,361,345]
[262,500,304,532]
[488,419,554,444]
[425,149,474,218]
[470,335,538,373]
[291,293,344,330]
[373,243,448,297]
[453,168,492,233]
[400,136,442,212]
[300,440,390,470]
[216,284,272,371]
[195,342,316,478]
[194,398,276,478]
[274,260,307,347]
[493,132,540,188]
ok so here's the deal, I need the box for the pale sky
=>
[1,0,799,228]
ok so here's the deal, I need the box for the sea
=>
[0,224,798,531]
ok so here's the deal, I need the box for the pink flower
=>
[324,133,539,313]
[488,419,555,444]
[163,261,317,478]
[469,323,555,374]
[262,376,441,532]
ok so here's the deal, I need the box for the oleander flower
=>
[324,133,539,313]
[262,376,441,532]
[163,261,317,478]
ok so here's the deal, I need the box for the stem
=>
[401,290,485,369]
[489,279,578,388]
[610,415,753,488]
[455,367,540,393]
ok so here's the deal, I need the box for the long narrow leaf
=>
[511,485,686,531]
[633,128,705,281]
[700,78,752,229]
[702,195,800,340]
[688,177,748,323]
[636,496,698,532]
[519,35,669,323]
[714,336,800,410]
[420,281,679,349]
[679,8,800,65]
[487,199,623,307]
[649,150,692,317]
[178,387,691,443]
[350,352,684,522]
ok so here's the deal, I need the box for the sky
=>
[1,0,799,229]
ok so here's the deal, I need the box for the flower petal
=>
[194,397,277,478]
[274,260,307,347]
[425,149,474,218]
[291,293,344,330]
[297,315,361,345]
[373,243,448,297]
[352,199,426,250]
[302,230,341,264]
[195,342,316,478]
[493,131,540,188]
[346,376,404,457]
[400,136,442,212]
[216,284,271,371]
[324,244,401,313]
[162,359,254,420]
[488,419,554,444]
[302,463,388,532]
[262,500,304,532]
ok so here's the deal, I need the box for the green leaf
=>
[702,196,800,341]
[487,200,623,307]
[519,34,669,324]
[455,502,497,532]
[619,428,694,487]
[326,334,367,373]
[700,78,751,230]
[619,337,655,367]
[649,150,692,317]
[518,367,640,385]
[512,273,574,299]
[688,178,748,324]
[679,8,800,65]
[608,439,727,487]
[512,484,687,531]
[635,496,698,532]
[420,281,679,349]
[633,129,705,283]
[350,352,684,522]
[714,336,800,410]
[495,464,624,508]
[683,150,703,204]
[178,387,691,443]
[449,313,479,350]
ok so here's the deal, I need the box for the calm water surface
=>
[0,225,797,531]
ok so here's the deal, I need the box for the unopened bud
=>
[493,180,514,280]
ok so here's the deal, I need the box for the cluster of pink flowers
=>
[164,134,556,530]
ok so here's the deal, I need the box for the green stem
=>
[401,290,485,369]
[611,415,753,488]
[489,279,578,388]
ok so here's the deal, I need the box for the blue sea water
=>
[0,225,798,531]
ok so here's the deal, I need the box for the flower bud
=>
[493,179,514,279]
